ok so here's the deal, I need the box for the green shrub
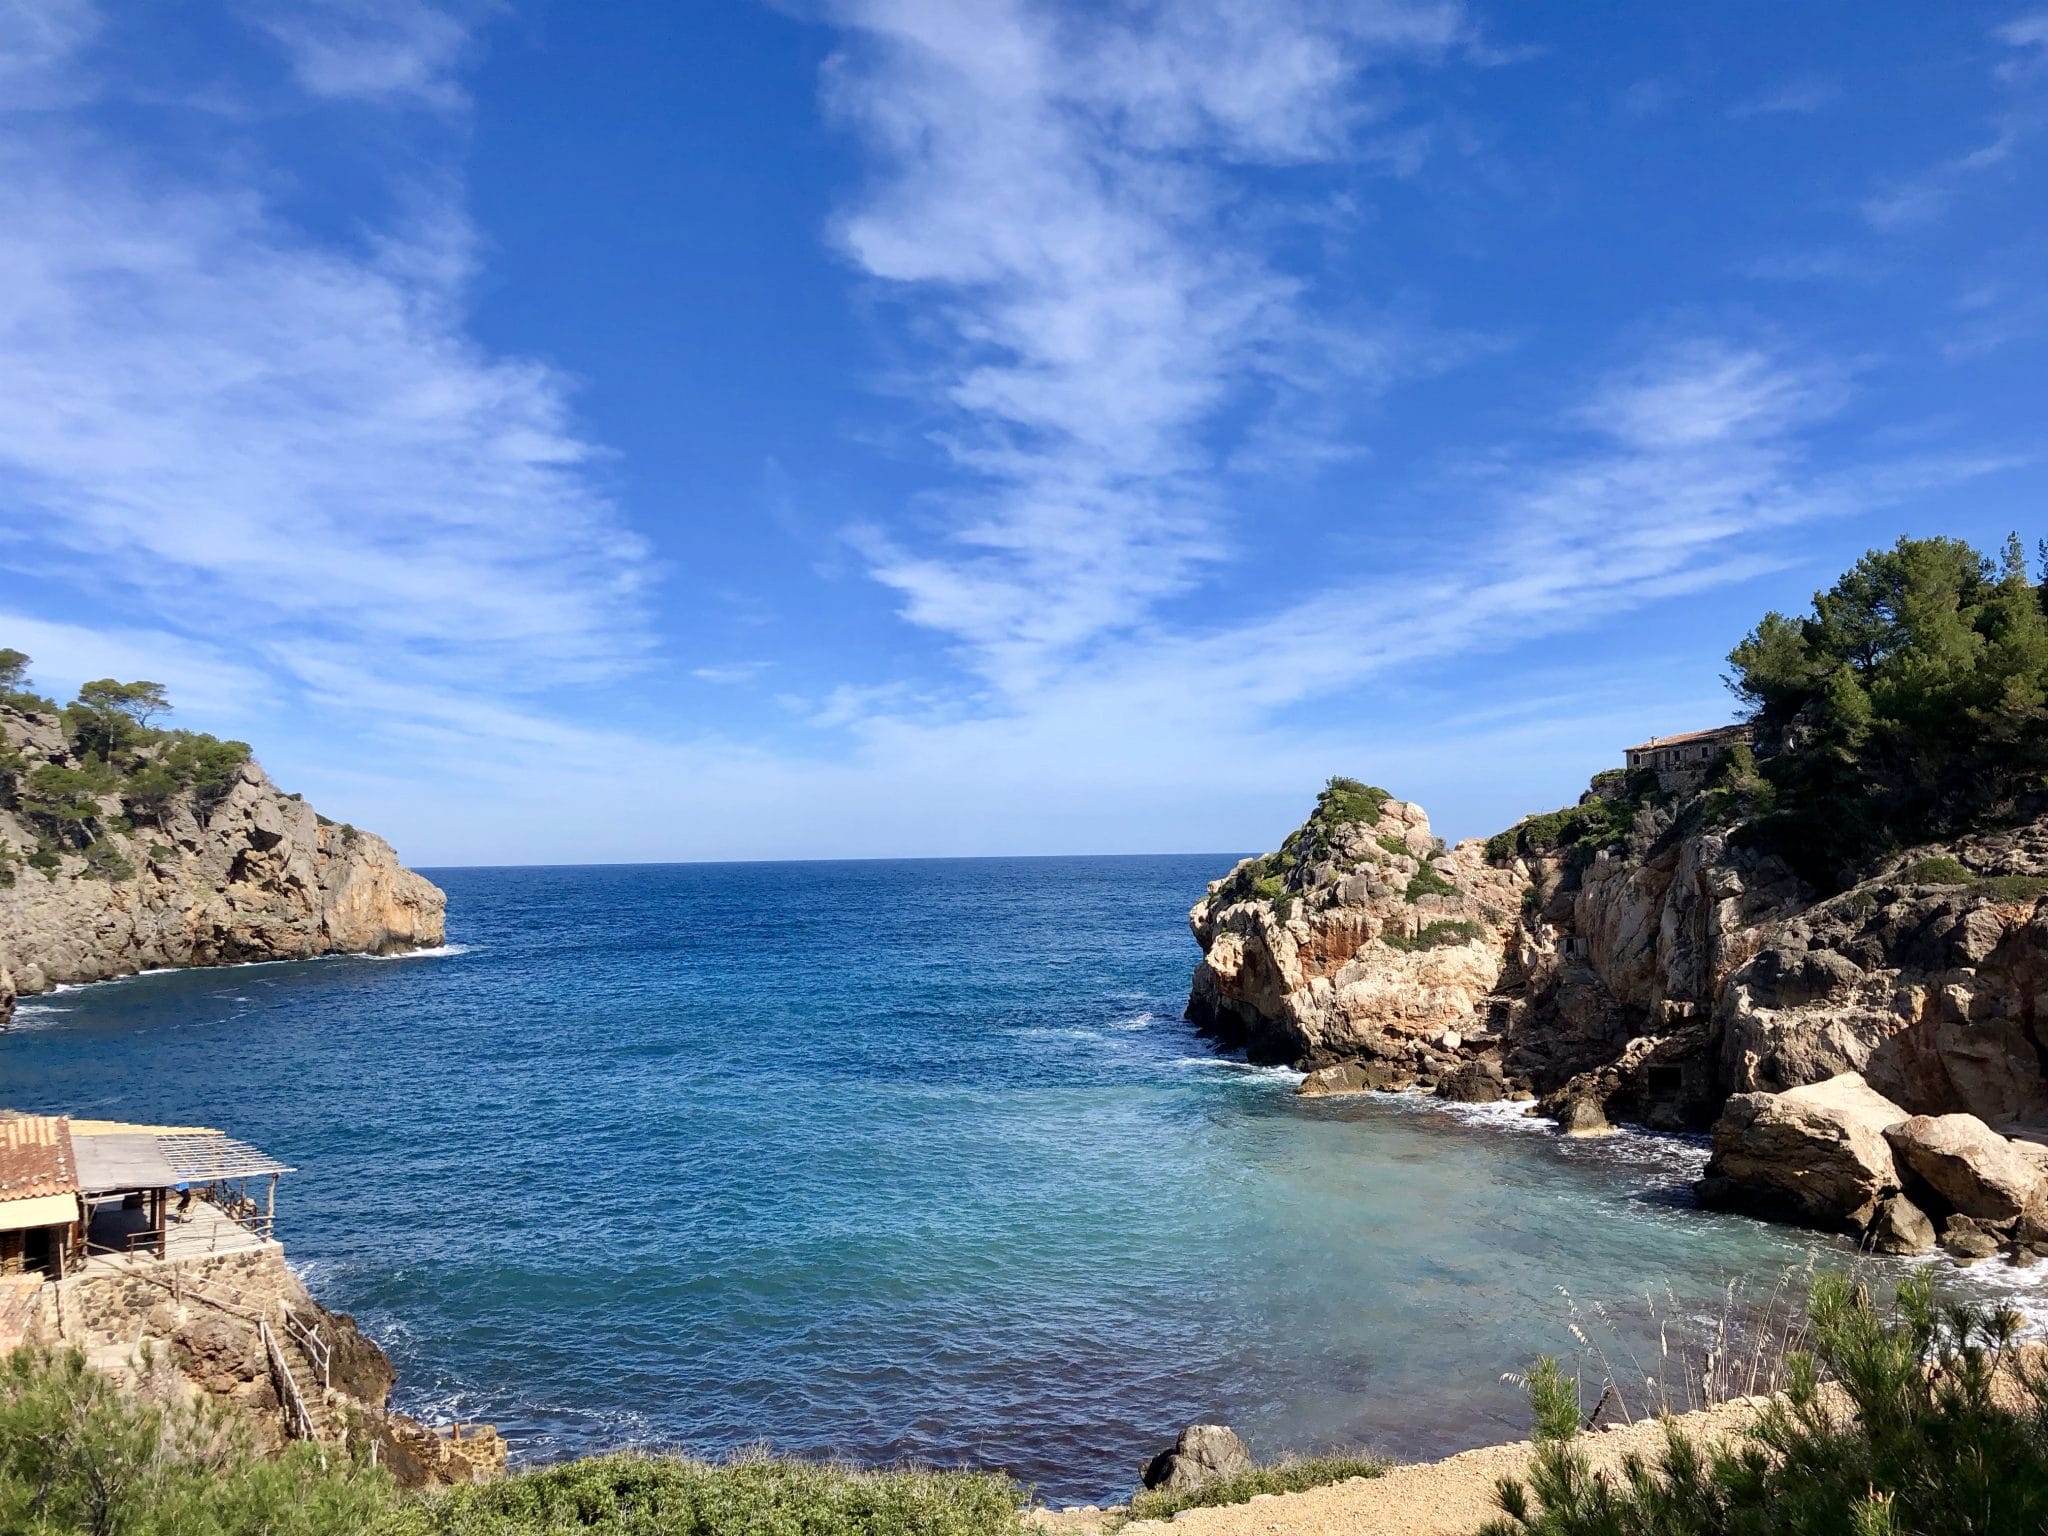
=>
[1977,873,2048,902]
[1126,1454,1385,1522]
[411,1450,1031,1536]
[1271,892,1295,923]
[1376,833,1409,858]
[0,1345,1034,1536]
[1383,920,1484,952]
[79,839,136,882]
[1316,777,1390,828]
[1404,864,1456,902]
[1482,1272,2048,1536]
[1904,855,1973,886]
[0,1345,397,1536]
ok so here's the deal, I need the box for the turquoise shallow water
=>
[0,856,2011,1501]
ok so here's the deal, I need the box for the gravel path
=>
[1034,1399,1769,1536]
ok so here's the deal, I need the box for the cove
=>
[0,855,1962,1504]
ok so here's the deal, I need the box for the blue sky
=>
[1,1,2044,865]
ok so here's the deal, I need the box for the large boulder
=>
[1868,1194,1937,1256]
[1883,1114,2045,1223]
[1296,1060,1414,1097]
[1697,1073,1909,1232]
[1140,1425,1253,1494]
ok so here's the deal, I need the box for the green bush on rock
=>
[1904,855,1973,886]
[1382,920,1484,952]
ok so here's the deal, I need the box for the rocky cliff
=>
[1188,769,2048,1257]
[19,1240,503,1485]
[0,703,444,1019]
[1186,781,1523,1082]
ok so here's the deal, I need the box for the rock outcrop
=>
[1696,1074,1910,1232]
[22,1240,499,1486]
[1140,1424,1253,1494]
[1883,1113,2047,1223]
[1186,782,1522,1080]
[0,704,443,1017]
[1187,765,2048,1256]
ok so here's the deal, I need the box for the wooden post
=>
[267,1174,277,1226]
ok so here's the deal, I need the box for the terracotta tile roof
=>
[0,1113,80,1202]
[1625,724,1753,754]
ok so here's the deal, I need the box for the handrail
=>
[260,1316,316,1441]
[284,1309,331,1392]
[81,1209,276,1265]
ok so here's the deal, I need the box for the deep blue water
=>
[0,856,1985,1501]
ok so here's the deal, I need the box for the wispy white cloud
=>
[1996,11,2048,83]
[822,0,1478,694]
[250,0,481,109]
[0,0,101,108]
[0,130,651,701]
[1862,16,2045,230]
[803,339,2000,753]
[1727,75,1838,118]
[692,661,772,685]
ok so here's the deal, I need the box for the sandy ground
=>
[1032,1398,1771,1536]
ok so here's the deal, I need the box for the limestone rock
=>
[1698,1074,1909,1232]
[1884,1113,2045,1223]
[1141,1425,1252,1494]
[1941,1214,2003,1261]
[1554,1092,1613,1137]
[0,706,444,999]
[1185,792,1521,1069]
[1296,1060,1413,1097]
[1869,1194,1936,1255]
[1437,1060,1508,1104]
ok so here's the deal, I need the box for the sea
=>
[5,855,2041,1503]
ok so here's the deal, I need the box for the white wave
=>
[1172,1056,1305,1081]
[19,943,471,1000]
[360,944,471,962]
[1361,1083,1715,1180]
[1109,1010,1162,1031]
[1901,1247,2048,1329]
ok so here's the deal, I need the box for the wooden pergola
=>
[72,1125,294,1260]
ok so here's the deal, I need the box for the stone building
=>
[1624,723,1754,794]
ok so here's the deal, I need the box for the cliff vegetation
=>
[0,650,444,1013]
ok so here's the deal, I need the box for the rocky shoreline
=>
[0,702,446,1023]
[1186,770,2048,1269]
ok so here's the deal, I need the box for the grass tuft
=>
[1124,1455,1386,1523]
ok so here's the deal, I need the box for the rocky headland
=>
[1186,767,2048,1265]
[0,697,444,1023]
